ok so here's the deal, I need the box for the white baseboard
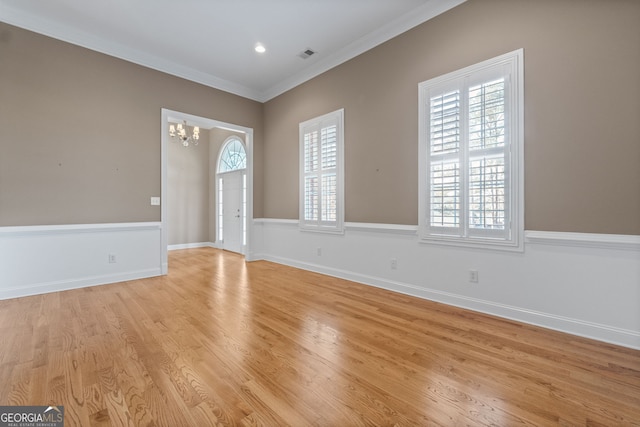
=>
[0,222,163,300]
[168,242,217,251]
[254,219,640,349]
[262,253,639,349]
[0,268,162,300]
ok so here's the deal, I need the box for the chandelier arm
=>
[170,119,199,147]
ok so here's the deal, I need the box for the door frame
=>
[160,108,255,273]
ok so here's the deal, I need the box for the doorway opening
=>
[160,108,254,273]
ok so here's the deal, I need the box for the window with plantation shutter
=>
[419,50,524,251]
[299,109,344,233]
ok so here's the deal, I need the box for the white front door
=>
[221,170,244,254]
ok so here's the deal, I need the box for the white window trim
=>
[418,49,524,251]
[299,108,345,234]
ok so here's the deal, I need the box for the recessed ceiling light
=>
[255,43,266,53]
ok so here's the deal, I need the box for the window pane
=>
[219,138,247,172]
[304,131,319,173]
[242,174,247,246]
[430,90,460,155]
[218,178,223,241]
[304,176,319,221]
[430,160,460,227]
[419,50,522,248]
[469,79,505,151]
[321,125,337,170]
[321,174,337,222]
[469,155,505,229]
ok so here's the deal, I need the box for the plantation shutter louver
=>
[429,90,461,229]
[468,79,507,232]
[299,109,344,232]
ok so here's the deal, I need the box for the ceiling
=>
[0,0,465,102]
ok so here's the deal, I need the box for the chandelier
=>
[169,120,200,147]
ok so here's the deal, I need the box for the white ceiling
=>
[0,0,465,102]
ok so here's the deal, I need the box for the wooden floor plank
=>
[0,247,638,426]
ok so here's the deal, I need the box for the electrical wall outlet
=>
[316,247,322,256]
[108,254,117,263]
[390,258,398,270]
[469,270,479,283]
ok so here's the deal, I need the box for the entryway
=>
[160,108,254,273]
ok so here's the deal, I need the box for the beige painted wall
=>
[2,0,639,235]
[168,125,210,245]
[263,0,640,234]
[0,22,263,226]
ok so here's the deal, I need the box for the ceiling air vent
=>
[298,48,316,59]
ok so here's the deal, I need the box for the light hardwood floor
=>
[0,248,638,426]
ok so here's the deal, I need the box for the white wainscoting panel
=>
[0,222,163,300]
[253,219,640,349]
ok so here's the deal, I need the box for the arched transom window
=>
[218,137,246,172]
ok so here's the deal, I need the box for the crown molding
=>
[259,0,467,102]
[1,0,466,103]
[0,3,262,100]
